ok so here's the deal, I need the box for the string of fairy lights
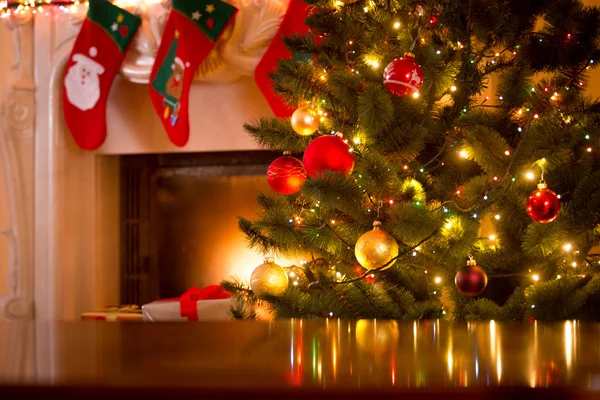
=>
[272,0,598,300]
[0,0,165,17]
[0,0,86,17]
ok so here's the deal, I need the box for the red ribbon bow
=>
[160,285,231,321]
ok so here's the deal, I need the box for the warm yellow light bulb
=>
[450,85,457,92]
[434,277,442,284]
[525,171,535,180]
[459,150,468,159]
[412,91,420,99]
[563,243,573,252]
[393,21,400,29]
[489,234,496,241]
[532,274,539,282]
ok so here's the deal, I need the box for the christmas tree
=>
[223,0,600,321]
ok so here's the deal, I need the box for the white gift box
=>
[142,297,233,322]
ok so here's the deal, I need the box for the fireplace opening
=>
[120,151,281,305]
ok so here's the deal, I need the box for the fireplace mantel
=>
[0,0,289,322]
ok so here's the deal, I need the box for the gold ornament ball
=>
[250,259,289,298]
[291,106,320,136]
[355,221,399,270]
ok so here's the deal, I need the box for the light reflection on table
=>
[281,319,598,389]
[0,320,598,390]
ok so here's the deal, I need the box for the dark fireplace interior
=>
[120,151,278,305]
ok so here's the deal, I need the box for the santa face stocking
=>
[254,0,310,118]
[149,0,238,147]
[63,0,141,151]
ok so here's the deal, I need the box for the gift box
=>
[142,285,233,322]
[81,305,143,322]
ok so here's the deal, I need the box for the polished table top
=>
[1,320,600,397]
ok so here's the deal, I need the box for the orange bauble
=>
[291,106,320,136]
[355,221,399,271]
[250,258,289,298]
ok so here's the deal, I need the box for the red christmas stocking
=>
[63,0,141,151]
[149,0,238,147]
[254,0,310,118]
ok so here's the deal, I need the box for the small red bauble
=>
[526,182,560,223]
[353,265,375,284]
[267,155,307,195]
[303,135,355,178]
[383,53,424,97]
[455,259,488,296]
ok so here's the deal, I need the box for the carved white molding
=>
[114,0,290,84]
[218,0,288,77]
[121,0,171,83]
[59,0,288,84]
[0,13,35,321]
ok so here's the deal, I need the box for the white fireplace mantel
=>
[0,0,289,322]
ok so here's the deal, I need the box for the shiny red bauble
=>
[383,54,424,98]
[526,184,560,223]
[303,135,355,178]
[526,183,560,224]
[267,155,307,195]
[455,262,488,296]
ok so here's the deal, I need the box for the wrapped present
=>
[142,285,233,322]
[81,305,143,322]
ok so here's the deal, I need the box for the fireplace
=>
[120,151,280,305]
[0,0,296,322]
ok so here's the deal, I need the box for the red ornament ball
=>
[383,54,424,98]
[526,184,560,223]
[267,155,307,195]
[353,265,376,284]
[455,262,488,296]
[303,135,355,178]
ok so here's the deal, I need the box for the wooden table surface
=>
[1,320,600,398]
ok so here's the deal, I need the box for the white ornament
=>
[64,47,105,111]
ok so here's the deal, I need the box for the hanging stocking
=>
[149,0,238,147]
[63,0,141,151]
[254,0,310,118]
